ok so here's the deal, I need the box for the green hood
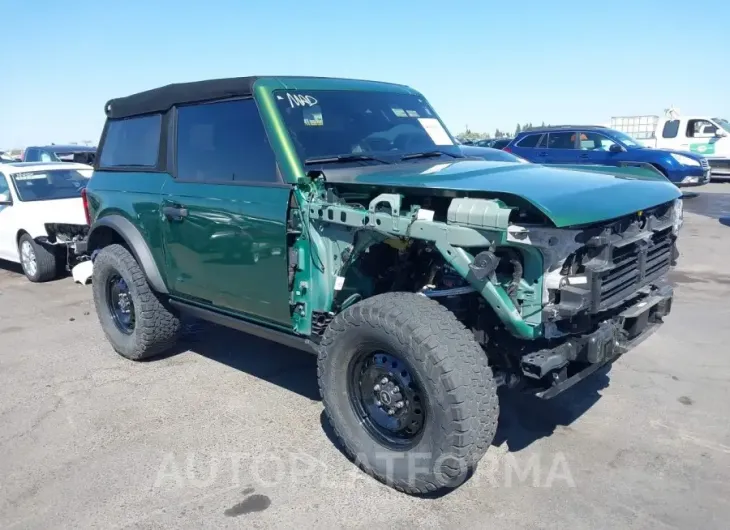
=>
[321,160,681,227]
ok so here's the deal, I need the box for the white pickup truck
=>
[610,109,730,177]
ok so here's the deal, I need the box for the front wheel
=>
[92,244,181,360]
[18,233,57,282]
[317,292,499,494]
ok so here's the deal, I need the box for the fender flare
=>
[88,215,169,294]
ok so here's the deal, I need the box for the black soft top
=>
[105,76,260,119]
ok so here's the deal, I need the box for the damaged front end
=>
[289,172,682,399]
[40,223,91,275]
[511,200,681,396]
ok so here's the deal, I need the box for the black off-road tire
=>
[318,292,499,495]
[92,244,181,360]
[18,233,57,283]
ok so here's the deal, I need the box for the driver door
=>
[575,131,618,166]
[161,98,293,327]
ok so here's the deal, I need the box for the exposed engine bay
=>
[287,174,681,398]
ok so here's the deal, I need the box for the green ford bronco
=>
[84,76,683,494]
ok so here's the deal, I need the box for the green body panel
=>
[87,171,171,283]
[550,163,668,181]
[320,159,681,227]
[160,179,292,326]
[88,171,293,327]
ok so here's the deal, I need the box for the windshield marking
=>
[285,93,318,108]
[15,172,49,181]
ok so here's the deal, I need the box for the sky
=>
[2,0,729,148]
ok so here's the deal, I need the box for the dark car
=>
[505,126,710,187]
[475,138,513,149]
[23,144,97,165]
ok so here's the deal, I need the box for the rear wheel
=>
[92,244,181,360]
[18,233,57,282]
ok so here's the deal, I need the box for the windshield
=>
[11,169,90,202]
[713,118,730,133]
[607,129,644,147]
[273,89,461,164]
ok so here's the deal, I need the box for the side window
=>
[578,132,617,151]
[24,148,37,161]
[98,114,162,168]
[40,150,53,162]
[0,173,10,201]
[515,134,543,148]
[547,132,577,149]
[176,98,278,184]
[687,119,716,138]
[662,120,680,139]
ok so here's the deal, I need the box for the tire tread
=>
[92,244,180,360]
[318,292,499,495]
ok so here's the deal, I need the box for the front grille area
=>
[588,226,674,312]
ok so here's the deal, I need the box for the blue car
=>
[505,125,710,187]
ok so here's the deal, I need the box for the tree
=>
[515,124,522,137]
[455,126,490,143]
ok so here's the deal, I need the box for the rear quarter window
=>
[516,134,543,148]
[98,114,162,168]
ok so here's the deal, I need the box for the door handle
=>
[579,153,589,159]
[162,205,188,221]
[537,151,547,157]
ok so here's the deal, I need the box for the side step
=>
[169,299,316,354]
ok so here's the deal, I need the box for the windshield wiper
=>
[400,150,464,161]
[304,154,391,165]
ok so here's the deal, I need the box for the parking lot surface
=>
[1,185,730,529]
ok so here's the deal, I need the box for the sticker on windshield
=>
[284,93,318,108]
[14,172,48,181]
[406,110,420,118]
[391,108,408,118]
[417,118,454,146]
[303,107,324,126]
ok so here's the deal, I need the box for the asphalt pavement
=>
[1,184,729,529]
